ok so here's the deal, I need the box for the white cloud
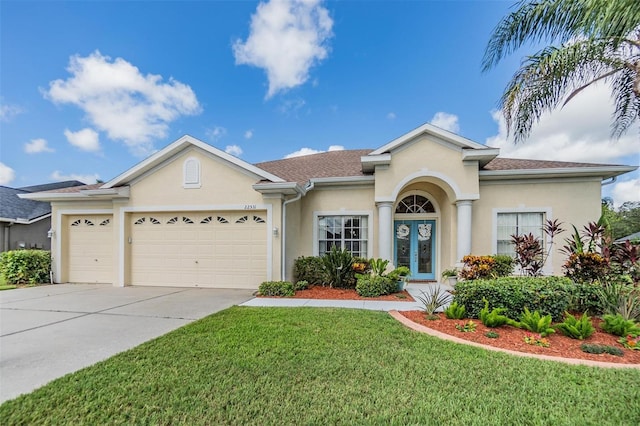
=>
[285,144,344,158]
[278,97,307,116]
[225,144,243,157]
[50,170,99,184]
[45,51,201,156]
[0,162,15,185]
[0,103,24,121]
[430,112,460,133]
[24,138,54,154]
[206,126,227,141]
[486,84,638,163]
[233,0,333,98]
[610,178,640,208]
[244,130,254,139]
[64,128,101,152]
[387,112,396,120]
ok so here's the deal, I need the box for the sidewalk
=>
[241,283,454,311]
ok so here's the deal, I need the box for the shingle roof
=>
[256,149,373,185]
[482,157,615,171]
[0,186,51,221]
[19,180,85,193]
[35,183,103,194]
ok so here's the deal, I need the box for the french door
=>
[394,220,436,280]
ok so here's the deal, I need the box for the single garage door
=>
[67,215,114,283]
[130,211,267,288]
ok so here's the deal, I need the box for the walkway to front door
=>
[394,220,436,280]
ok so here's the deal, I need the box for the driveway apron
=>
[0,284,254,403]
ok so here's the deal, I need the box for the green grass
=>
[0,284,17,291]
[1,307,639,425]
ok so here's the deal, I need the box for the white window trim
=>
[312,210,373,258]
[183,157,201,189]
[492,207,553,275]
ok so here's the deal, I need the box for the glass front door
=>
[394,220,436,280]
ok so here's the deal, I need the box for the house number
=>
[244,204,257,210]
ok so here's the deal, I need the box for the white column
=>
[456,200,473,262]
[376,202,393,262]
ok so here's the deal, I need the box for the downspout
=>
[281,181,314,281]
[601,176,617,186]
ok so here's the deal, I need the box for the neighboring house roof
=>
[0,181,86,223]
[256,149,373,186]
[19,180,85,193]
[615,231,640,243]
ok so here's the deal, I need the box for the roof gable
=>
[102,135,284,189]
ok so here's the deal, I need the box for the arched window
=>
[183,157,201,188]
[395,195,435,214]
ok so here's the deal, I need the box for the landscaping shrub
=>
[355,275,396,297]
[416,285,452,316]
[516,308,555,337]
[459,255,496,280]
[580,343,624,356]
[555,312,595,340]
[444,301,466,319]
[491,255,515,277]
[0,250,51,285]
[567,281,605,315]
[597,279,640,321]
[563,252,609,283]
[479,298,512,328]
[293,280,309,291]
[293,256,327,286]
[452,276,573,321]
[322,246,356,288]
[258,281,294,297]
[600,314,640,337]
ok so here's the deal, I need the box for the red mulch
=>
[259,285,415,302]
[400,311,640,365]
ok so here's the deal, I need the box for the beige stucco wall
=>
[374,135,480,200]
[473,178,603,274]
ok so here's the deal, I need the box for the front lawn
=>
[1,307,638,425]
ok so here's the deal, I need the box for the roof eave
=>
[462,149,500,167]
[361,154,391,172]
[19,187,130,201]
[479,165,638,180]
[309,176,375,187]
[252,182,304,195]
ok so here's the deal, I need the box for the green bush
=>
[293,256,327,286]
[355,275,396,297]
[516,308,555,337]
[491,255,515,277]
[322,246,355,288]
[293,280,309,291]
[0,250,51,285]
[444,301,466,319]
[452,276,573,322]
[568,281,605,315]
[416,286,452,315]
[258,281,294,297]
[555,312,595,340]
[478,298,512,328]
[600,314,640,337]
[580,343,624,356]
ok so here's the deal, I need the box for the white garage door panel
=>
[67,215,113,283]
[130,212,267,288]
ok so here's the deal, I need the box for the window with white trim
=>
[497,212,545,257]
[318,215,368,257]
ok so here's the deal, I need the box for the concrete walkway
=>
[241,283,453,311]
[0,284,254,403]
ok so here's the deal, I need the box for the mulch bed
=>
[400,311,640,365]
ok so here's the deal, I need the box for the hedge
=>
[0,250,51,285]
[453,276,574,322]
[293,256,327,286]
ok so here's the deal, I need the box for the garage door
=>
[130,211,267,288]
[67,215,114,283]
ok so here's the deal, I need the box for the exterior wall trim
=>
[387,169,479,202]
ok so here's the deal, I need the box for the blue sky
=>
[1,0,638,206]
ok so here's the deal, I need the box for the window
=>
[497,212,544,256]
[396,195,435,213]
[318,215,368,257]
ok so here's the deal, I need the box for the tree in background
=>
[483,0,640,142]
[602,199,640,240]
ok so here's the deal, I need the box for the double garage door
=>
[130,211,267,288]
[66,211,267,288]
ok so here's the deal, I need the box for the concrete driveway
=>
[0,284,254,403]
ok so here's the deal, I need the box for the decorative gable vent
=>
[183,157,201,188]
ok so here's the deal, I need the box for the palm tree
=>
[482,0,640,142]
